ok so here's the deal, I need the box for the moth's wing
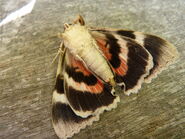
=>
[52,78,99,139]
[117,30,179,83]
[52,52,100,139]
[63,50,120,118]
[90,30,154,95]
[90,28,179,83]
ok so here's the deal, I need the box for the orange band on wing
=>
[67,74,104,94]
[96,39,112,60]
[70,54,91,76]
[66,52,104,94]
[96,39,128,76]
[113,58,128,76]
[86,80,103,94]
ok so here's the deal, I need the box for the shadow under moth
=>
[51,15,179,139]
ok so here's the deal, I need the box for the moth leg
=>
[109,77,126,94]
[51,41,65,65]
[73,15,85,25]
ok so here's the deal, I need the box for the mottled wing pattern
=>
[91,30,154,95]
[52,49,120,138]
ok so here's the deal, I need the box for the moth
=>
[51,15,179,139]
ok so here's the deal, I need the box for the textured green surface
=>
[0,0,185,138]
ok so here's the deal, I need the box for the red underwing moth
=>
[51,15,179,139]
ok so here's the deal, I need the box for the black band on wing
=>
[144,35,164,76]
[115,30,163,74]
[117,30,136,39]
[118,39,148,90]
[104,34,149,91]
[52,102,92,124]
[105,34,121,68]
[66,65,97,85]
[55,75,64,94]
[66,84,116,112]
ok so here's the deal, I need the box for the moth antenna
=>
[73,15,85,25]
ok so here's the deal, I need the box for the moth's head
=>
[59,16,93,54]
[63,15,85,32]
[60,15,90,42]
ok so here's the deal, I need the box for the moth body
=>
[62,24,114,83]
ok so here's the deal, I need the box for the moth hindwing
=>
[51,15,179,139]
